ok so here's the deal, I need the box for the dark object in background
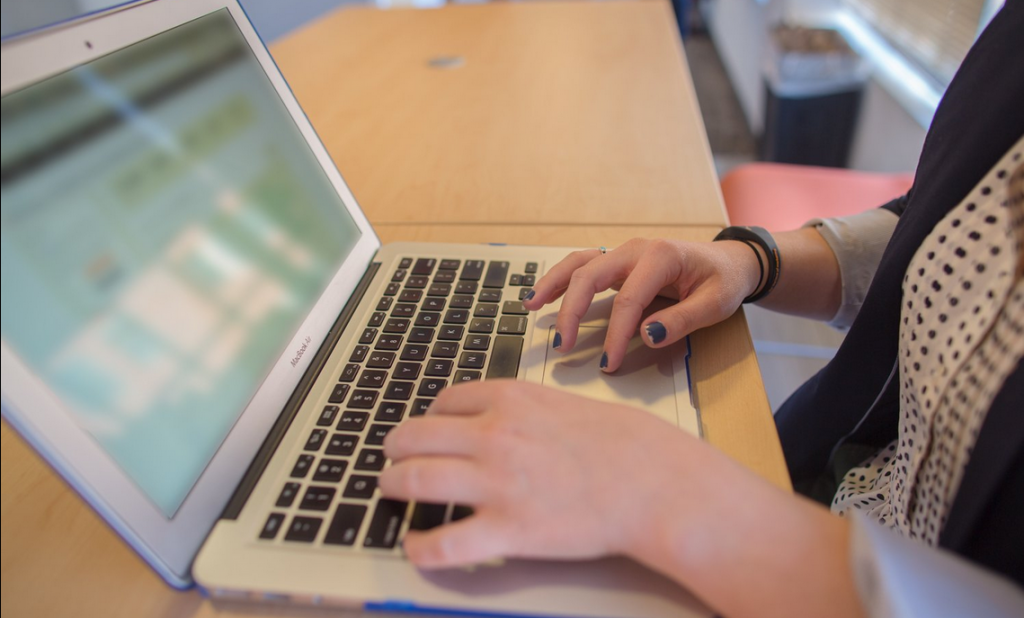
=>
[760,26,869,168]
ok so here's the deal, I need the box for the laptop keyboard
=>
[257,256,539,551]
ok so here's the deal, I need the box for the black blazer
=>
[774,1,1024,586]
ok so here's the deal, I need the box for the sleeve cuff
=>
[848,512,1024,618]
[803,209,899,330]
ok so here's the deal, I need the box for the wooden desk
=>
[271,1,727,227]
[1,3,785,617]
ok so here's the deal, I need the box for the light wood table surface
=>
[1,2,788,617]
[271,1,727,227]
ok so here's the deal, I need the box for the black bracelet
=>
[713,225,781,304]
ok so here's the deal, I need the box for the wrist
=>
[717,239,767,302]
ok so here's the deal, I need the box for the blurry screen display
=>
[1,10,362,517]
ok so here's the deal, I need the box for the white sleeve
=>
[848,512,1024,618]
[802,208,899,330]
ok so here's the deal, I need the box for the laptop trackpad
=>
[537,325,695,433]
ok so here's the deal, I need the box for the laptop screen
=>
[0,10,362,517]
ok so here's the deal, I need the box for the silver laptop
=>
[0,1,705,615]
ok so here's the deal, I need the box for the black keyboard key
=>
[478,290,502,303]
[285,516,322,542]
[410,503,448,531]
[384,380,415,401]
[391,303,416,318]
[358,369,387,389]
[486,335,524,379]
[326,433,359,456]
[522,275,536,286]
[359,328,377,345]
[418,379,448,397]
[509,274,523,286]
[399,289,422,303]
[400,344,429,361]
[364,499,408,549]
[414,312,441,328]
[483,261,510,288]
[313,459,348,483]
[366,423,396,445]
[375,334,403,350]
[375,402,406,423]
[412,258,437,275]
[431,341,459,358]
[324,504,367,546]
[411,399,432,416]
[300,486,336,511]
[367,351,396,369]
[376,297,393,311]
[469,318,495,334]
[304,429,328,451]
[368,311,386,327]
[454,370,481,383]
[519,287,534,300]
[444,309,470,324]
[452,505,475,521]
[339,364,359,383]
[427,283,452,297]
[291,454,315,478]
[318,405,340,426]
[525,262,538,274]
[438,325,464,340]
[276,483,300,507]
[408,326,435,343]
[459,352,487,369]
[455,281,479,295]
[399,257,413,269]
[406,275,429,289]
[439,259,461,270]
[350,345,370,362]
[502,300,528,315]
[348,390,379,409]
[391,269,407,282]
[426,359,454,376]
[260,513,286,539]
[450,295,474,309]
[384,318,410,334]
[355,448,387,471]
[433,270,455,283]
[344,475,378,499]
[422,297,446,312]
[384,282,401,296]
[460,260,485,281]
[338,410,370,431]
[474,304,498,318]
[465,335,491,350]
[497,316,528,335]
[393,362,421,381]
[329,384,350,404]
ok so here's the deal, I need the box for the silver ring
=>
[598,246,607,255]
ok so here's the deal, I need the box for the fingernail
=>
[600,351,608,370]
[552,331,562,349]
[524,290,535,301]
[645,321,667,344]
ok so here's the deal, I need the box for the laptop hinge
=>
[220,260,382,520]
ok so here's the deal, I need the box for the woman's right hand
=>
[521,237,762,372]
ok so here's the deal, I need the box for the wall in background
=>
[705,0,928,173]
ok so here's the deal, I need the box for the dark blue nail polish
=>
[646,321,667,344]
[600,352,608,369]
[524,290,536,301]
[552,332,562,349]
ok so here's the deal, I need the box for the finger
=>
[425,379,513,416]
[554,248,638,352]
[379,457,489,504]
[522,248,602,311]
[383,416,481,460]
[601,252,679,372]
[402,514,511,569]
[642,284,736,346]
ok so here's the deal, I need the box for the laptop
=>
[0,1,705,615]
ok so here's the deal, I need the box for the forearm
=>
[625,441,864,618]
[753,227,842,320]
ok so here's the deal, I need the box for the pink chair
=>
[720,162,915,230]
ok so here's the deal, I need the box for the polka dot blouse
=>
[832,137,1024,546]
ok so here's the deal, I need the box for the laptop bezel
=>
[0,0,381,587]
